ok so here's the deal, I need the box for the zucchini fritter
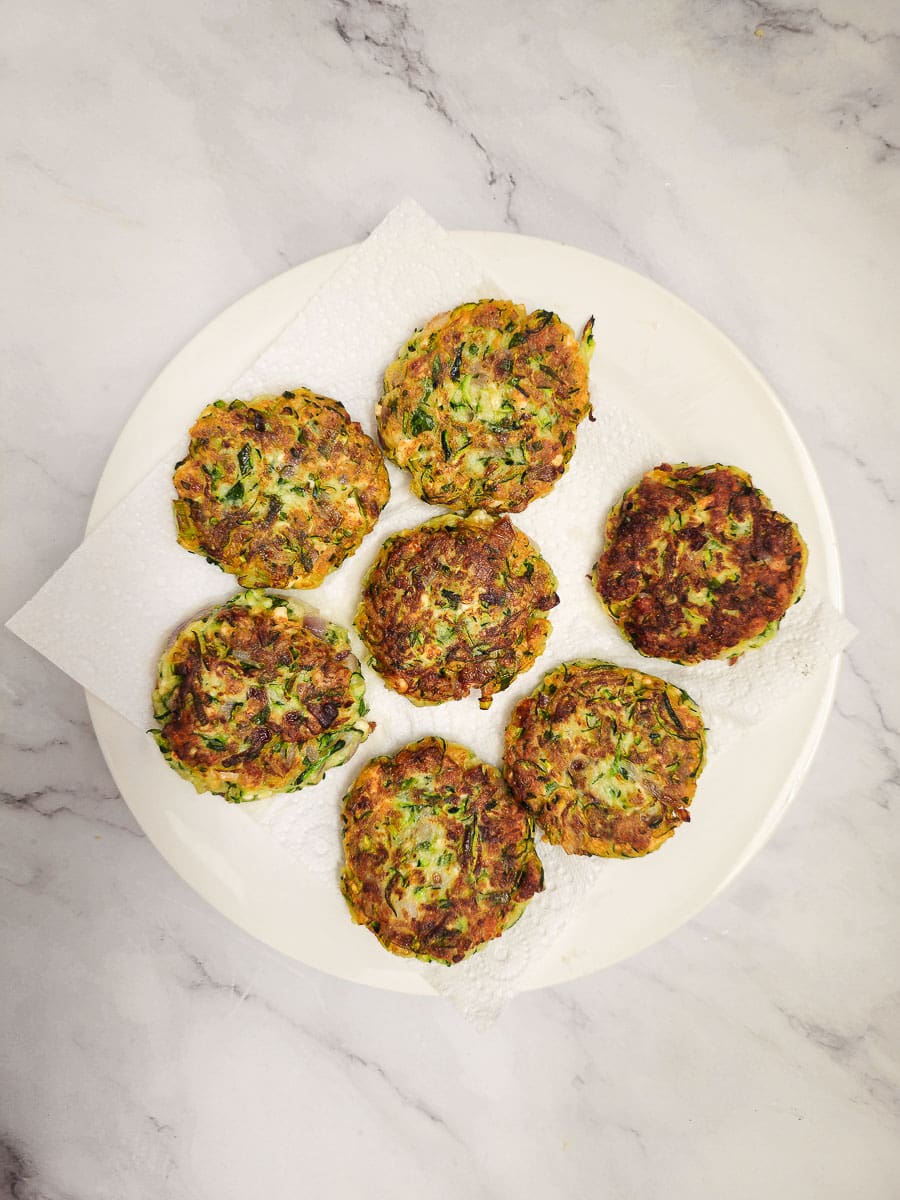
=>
[173,390,389,589]
[356,511,559,708]
[592,463,807,663]
[504,661,706,857]
[151,590,371,802]
[341,737,544,964]
[377,299,594,513]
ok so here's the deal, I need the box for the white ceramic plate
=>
[87,233,842,994]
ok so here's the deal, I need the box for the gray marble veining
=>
[2,1,898,1197]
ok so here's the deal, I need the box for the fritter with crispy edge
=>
[592,463,808,663]
[356,511,559,709]
[173,389,389,589]
[377,299,594,513]
[341,737,544,964]
[504,661,706,858]
[151,590,371,803]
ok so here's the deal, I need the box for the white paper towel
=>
[7,200,855,1024]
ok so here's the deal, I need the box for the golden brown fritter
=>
[592,463,808,663]
[377,299,594,514]
[173,389,389,589]
[355,511,559,709]
[151,591,371,802]
[340,737,544,964]
[504,661,706,858]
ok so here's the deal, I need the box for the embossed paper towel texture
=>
[8,200,854,1022]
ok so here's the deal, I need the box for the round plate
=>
[86,232,842,994]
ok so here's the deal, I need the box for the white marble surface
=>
[2,1,898,1196]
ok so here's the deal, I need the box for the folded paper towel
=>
[7,200,855,1025]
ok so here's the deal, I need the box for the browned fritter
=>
[376,299,595,513]
[340,737,544,964]
[592,463,808,663]
[151,591,371,802]
[173,389,389,589]
[355,511,559,708]
[504,661,706,857]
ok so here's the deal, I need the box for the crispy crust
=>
[504,661,706,857]
[151,591,371,802]
[355,512,559,708]
[340,737,544,964]
[592,463,808,663]
[173,390,389,589]
[376,299,594,513]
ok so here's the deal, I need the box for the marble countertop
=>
[3,2,898,1196]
